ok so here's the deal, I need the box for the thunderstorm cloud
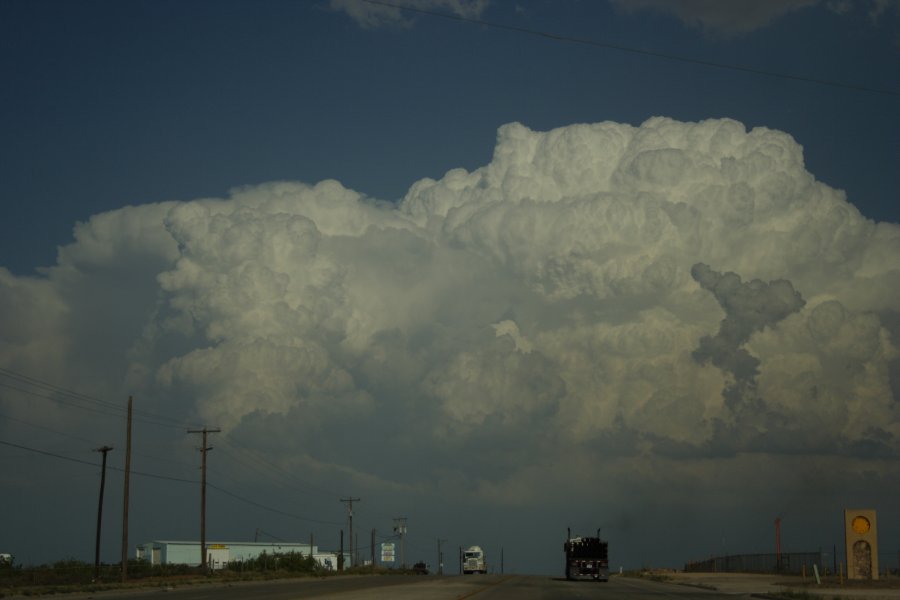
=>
[2,117,898,560]
[329,0,489,29]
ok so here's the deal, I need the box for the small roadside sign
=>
[381,542,395,563]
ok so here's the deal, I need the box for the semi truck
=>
[462,545,486,574]
[564,528,608,581]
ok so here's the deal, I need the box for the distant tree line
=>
[223,550,320,573]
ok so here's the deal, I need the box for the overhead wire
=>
[255,529,289,543]
[0,411,107,448]
[0,367,202,430]
[0,410,203,474]
[360,0,900,97]
[207,482,342,527]
[217,433,345,500]
[0,379,204,474]
[0,379,132,421]
[0,366,440,545]
[0,439,105,469]
[0,437,343,525]
[0,367,342,526]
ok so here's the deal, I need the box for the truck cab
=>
[463,546,486,574]
[564,528,608,581]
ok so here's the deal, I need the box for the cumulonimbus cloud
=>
[1,117,898,500]
[330,0,489,29]
[691,263,806,408]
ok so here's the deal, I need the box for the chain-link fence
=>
[684,552,823,575]
[686,551,900,577]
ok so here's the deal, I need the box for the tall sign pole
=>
[393,517,407,568]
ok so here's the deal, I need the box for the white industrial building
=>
[135,541,343,571]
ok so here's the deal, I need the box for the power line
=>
[255,528,289,543]
[0,368,414,538]
[360,0,900,97]
[0,367,202,430]
[0,411,105,447]
[0,439,101,469]
[0,380,131,421]
[209,483,342,526]
[0,438,196,484]
[218,434,344,500]
[0,367,124,412]
[0,409,211,474]
[0,438,343,526]
[0,406,205,478]
[0,367,355,520]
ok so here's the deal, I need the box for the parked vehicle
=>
[564,528,608,581]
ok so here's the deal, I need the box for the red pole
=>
[775,518,782,571]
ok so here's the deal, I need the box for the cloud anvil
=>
[1,117,898,567]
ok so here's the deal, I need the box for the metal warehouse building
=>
[136,541,342,571]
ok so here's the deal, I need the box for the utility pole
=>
[188,427,220,573]
[120,396,133,582]
[393,517,407,568]
[371,529,376,567]
[93,445,113,581]
[437,538,447,575]
[339,497,360,568]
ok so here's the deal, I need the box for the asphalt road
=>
[36,574,766,600]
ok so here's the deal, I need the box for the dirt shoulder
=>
[659,572,900,598]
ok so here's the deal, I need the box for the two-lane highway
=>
[45,574,764,600]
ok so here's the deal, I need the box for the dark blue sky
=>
[1,0,898,276]
[1,1,900,570]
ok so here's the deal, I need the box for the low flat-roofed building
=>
[136,541,341,571]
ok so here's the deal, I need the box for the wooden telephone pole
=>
[120,397,133,582]
[339,497,360,567]
[93,445,113,581]
[188,427,220,572]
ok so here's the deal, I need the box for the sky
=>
[0,0,898,574]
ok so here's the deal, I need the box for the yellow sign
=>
[851,516,870,534]
[208,544,228,549]
[844,509,878,580]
